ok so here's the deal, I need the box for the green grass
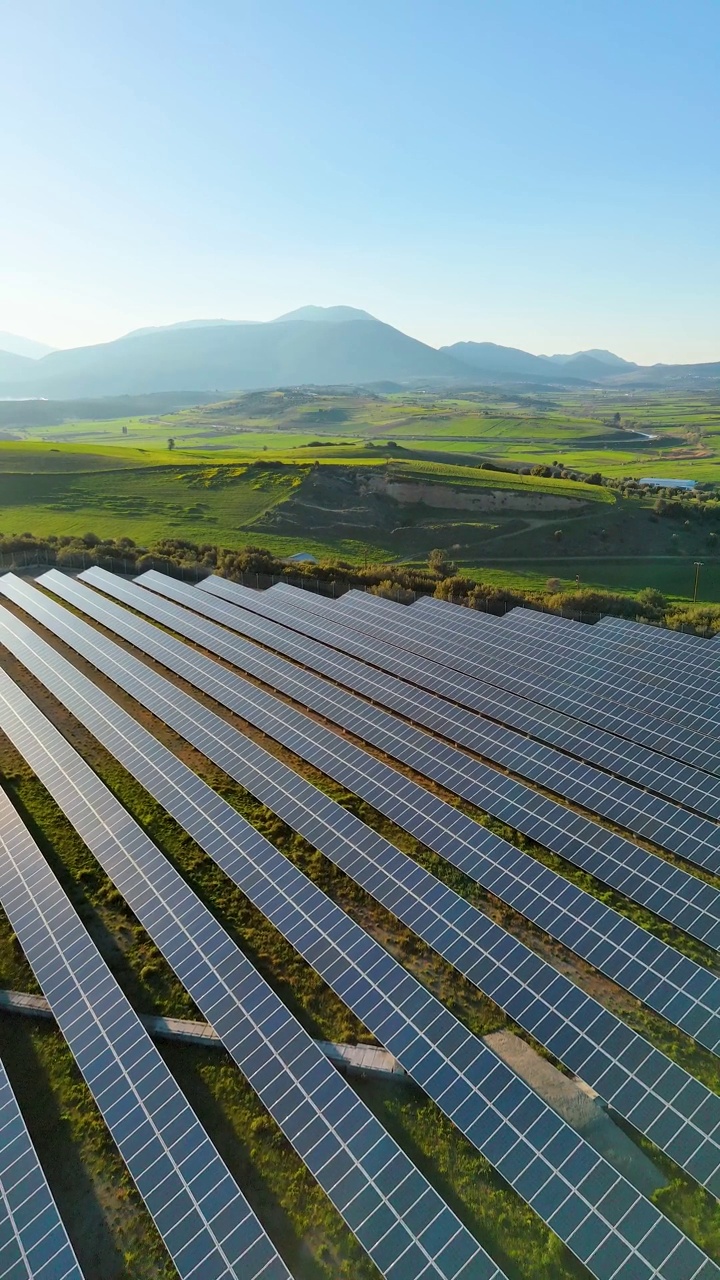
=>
[3,385,720,600]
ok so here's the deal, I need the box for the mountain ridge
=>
[0,309,717,398]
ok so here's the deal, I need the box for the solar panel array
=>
[410,593,720,747]
[326,585,720,773]
[143,571,720,913]
[0,1050,83,1280]
[196,573,720,849]
[413,593,720,710]
[3,610,713,1280]
[0,783,290,1280]
[287,582,720,778]
[239,578,717,808]
[2,589,719,1204]
[501,607,720,689]
[1,565,719,1278]
[48,568,720,1057]
[197,573,720,833]
[0,661,498,1280]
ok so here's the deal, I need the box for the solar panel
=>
[134,574,720,929]
[510,607,720,673]
[475,607,720,700]
[338,586,720,762]
[0,1050,84,1280]
[0,788,292,1280]
[2,594,718,1204]
[0,671,491,1280]
[32,570,720,1059]
[325,584,720,739]
[185,575,720,875]
[343,583,720,726]
[410,594,720,732]
[208,576,720,814]
[5,618,716,1279]
[327,585,720,773]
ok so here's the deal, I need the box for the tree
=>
[428,548,455,577]
[167,437,176,451]
[636,588,667,620]
[121,424,128,435]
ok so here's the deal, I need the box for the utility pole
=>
[693,561,703,603]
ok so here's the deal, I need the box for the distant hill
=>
[440,341,570,379]
[272,305,375,324]
[0,314,470,398]
[0,330,55,359]
[0,349,36,380]
[541,348,636,370]
[122,319,246,338]
[0,308,716,398]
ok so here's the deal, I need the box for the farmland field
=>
[1,386,720,599]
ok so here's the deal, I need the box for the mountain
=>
[0,349,36,380]
[272,305,375,324]
[0,331,55,359]
[542,348,636,370]
[440,341,562,379]
[0,314,470,398]
[122,319,245,339]
[0,309,715,398]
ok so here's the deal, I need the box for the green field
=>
[2,386,720,600]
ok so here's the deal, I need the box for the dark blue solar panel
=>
[37,568,720,1061]
[0,1049,83,1280]
[0,788,291,1280]
[2,597,720,1203]
[0,665,497,1280]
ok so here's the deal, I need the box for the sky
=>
[2,0,719,363]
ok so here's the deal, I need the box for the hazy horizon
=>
[3,1,719,364]
[0,310,709,368]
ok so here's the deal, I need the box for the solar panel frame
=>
[33,570,720,1059]
[0,672,492,1280]
[0,788,292,1280]
[2,594,719,1201]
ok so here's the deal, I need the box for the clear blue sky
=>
[2,0,719,362]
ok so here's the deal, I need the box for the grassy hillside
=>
[2,386,719,599]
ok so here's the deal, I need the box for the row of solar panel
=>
[2,590,719,1205]
[131,571,720,953]
[253,583,720,808]
[40,569,718,1060]
[0,1042,83,1280]
[206,573,720,827]
[322,585,720,774]
[0,786,291,1280]
[408,592,720,743]
[499,605,720,686]
[0,665,495,1280]
[335,584,720,768]
[1,577,720,1280]
[409,593,720,724]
